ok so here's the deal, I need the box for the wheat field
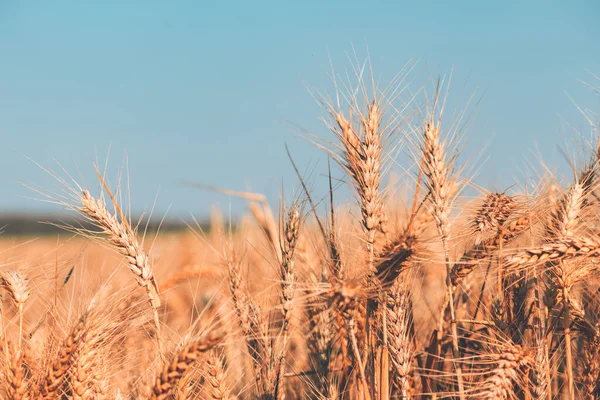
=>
[1,66,599,400]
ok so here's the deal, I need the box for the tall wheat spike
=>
[0,271,31,350]
[79,189,161,341]
[421,113,465,398]
[275,203,301,398]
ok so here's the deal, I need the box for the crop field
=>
[0,68,599,400]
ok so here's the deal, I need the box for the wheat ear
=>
[375,235,417,288]
[0,271,31,351]
[451,213,532,286]
[333,103,387,274]
[68,316,116,400]
[530,335,549,400]
[5,344,30,400]
[151,333,221,400]
[552,183,585,238]
[274,203,301,399]
[472,193,516,242]
[329,281,372,400]
[80,189,161,340]
[386,283,414,399]
[504,236,600,270]
[207,350,233,400]
[582,324,600,398]
[226,247,275,397]
[474,343,533,400]
[39,314,87,398]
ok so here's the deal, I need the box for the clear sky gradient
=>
[0,1,598,218]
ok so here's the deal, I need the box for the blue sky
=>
[0,1,598,218]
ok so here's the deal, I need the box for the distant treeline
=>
[0,213,208,236]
